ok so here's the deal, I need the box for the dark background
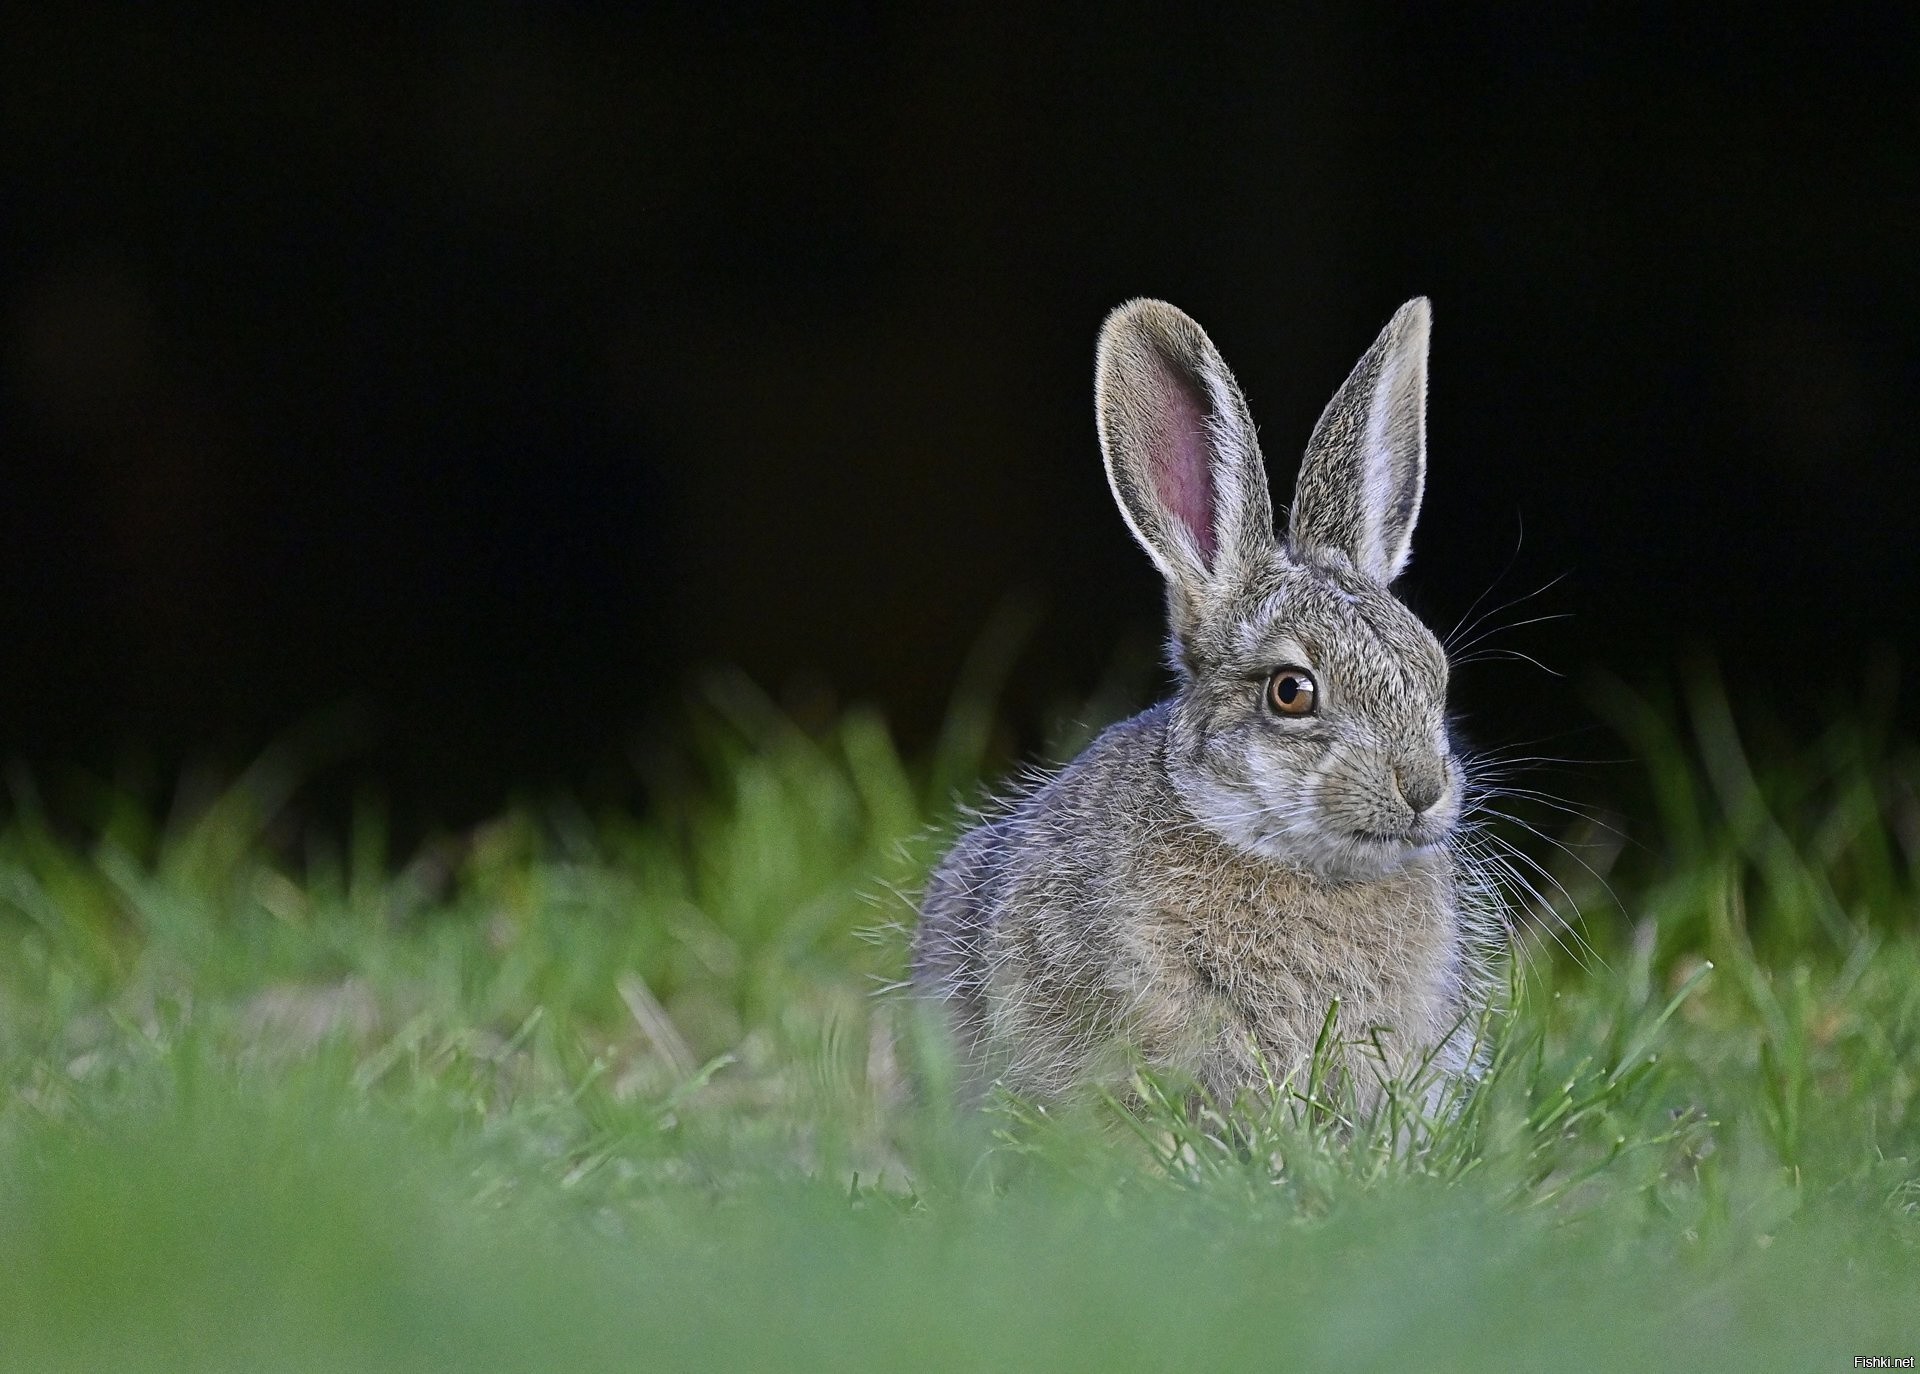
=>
[4,8,1916,830]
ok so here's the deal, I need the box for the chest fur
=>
[1143,850,1462,1075]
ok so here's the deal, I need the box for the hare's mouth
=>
[1338,827,1448,876]
[1346,825,1431,850]
[1354,808,1455,851]
[1348,825,1405,843]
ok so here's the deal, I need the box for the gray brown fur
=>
[912,297,1499,1110]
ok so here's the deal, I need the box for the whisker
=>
[1444,510,1531,648]
[1452,648,1567,678]
[1467,785,1629,840]
[1460,830,1604,975]
[1444,570,1570,654]
[1474,805,1625,928]
[1449,612,1576,659]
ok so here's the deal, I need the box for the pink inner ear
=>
[1150,359,1217,566]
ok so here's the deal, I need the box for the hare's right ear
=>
[1095,300,1274,617]
[1287,298,1431,584]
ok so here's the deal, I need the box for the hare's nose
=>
[1394,767,1443,816]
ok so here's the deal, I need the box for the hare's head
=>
[1096,298,1460,881]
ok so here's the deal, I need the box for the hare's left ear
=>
[1095,299,1274,608]
[1287,298,1430,584]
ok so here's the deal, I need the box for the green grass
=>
[1,669,1917,1371]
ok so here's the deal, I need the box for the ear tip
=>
[1098,299,1218,382]
[1381,298,1433,366]
[1101,297,1195,342]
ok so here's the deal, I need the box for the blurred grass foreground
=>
[0,671,1917,1371]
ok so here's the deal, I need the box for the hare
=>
[911,297,1498,1112]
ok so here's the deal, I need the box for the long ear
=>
[1287,297,1430,584]
[1095,300,1274,615]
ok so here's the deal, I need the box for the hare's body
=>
[913,295,1497,1108]
[916,705,1473,1105]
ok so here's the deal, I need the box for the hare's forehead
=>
[1229,576,1447,690]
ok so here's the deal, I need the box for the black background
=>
[4,8,1916,829]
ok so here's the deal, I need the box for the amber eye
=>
[1266,666,1318,717]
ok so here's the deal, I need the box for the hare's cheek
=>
[1244,732,1324,792]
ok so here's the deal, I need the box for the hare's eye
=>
[1266,667,1317,717]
